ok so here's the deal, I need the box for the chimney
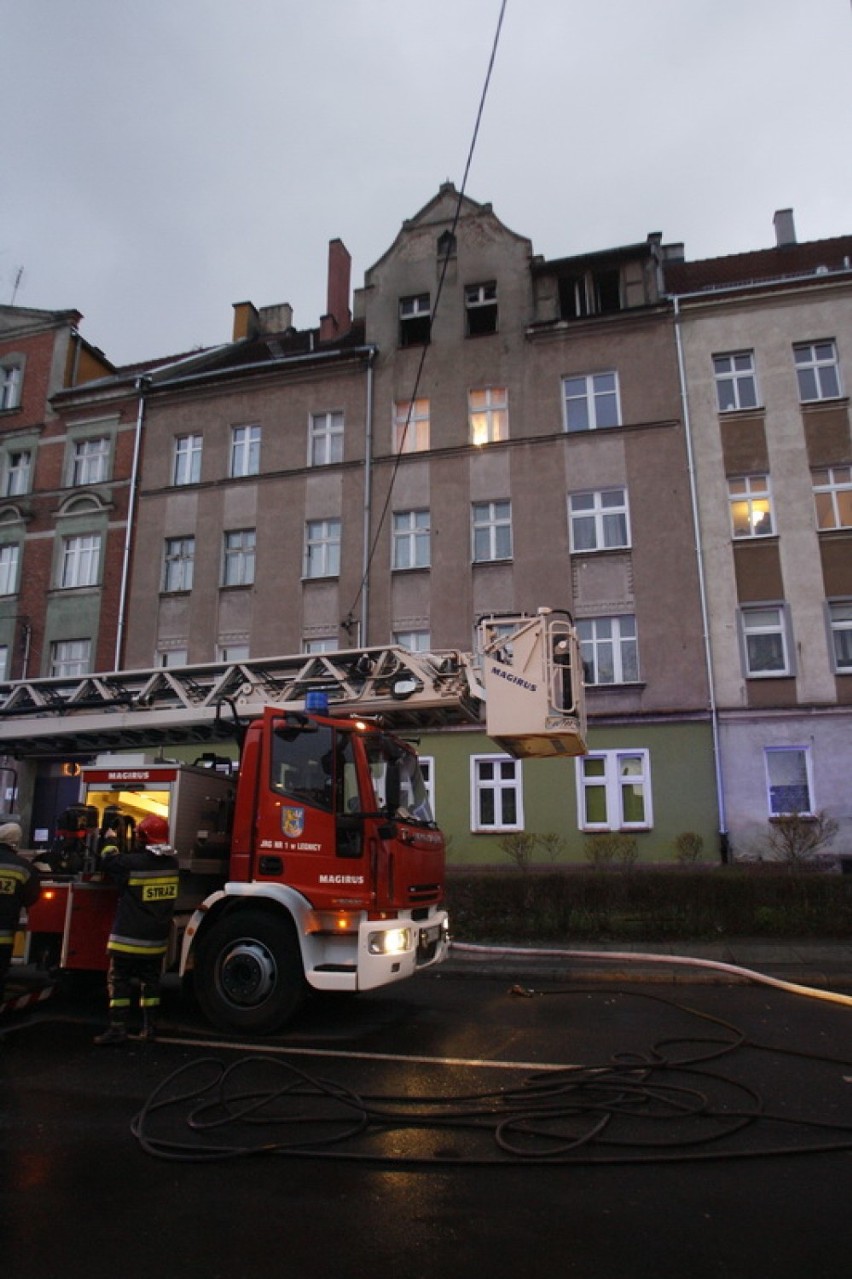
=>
[773,208,797,248]
[319,239,352,342]
[232,301,260,341]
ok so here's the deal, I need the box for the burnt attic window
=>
[465,282,498,336]
[558,266,622,320]
[399,293,431,347]
[437,230,457,261]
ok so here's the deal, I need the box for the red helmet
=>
[137,814,169,844]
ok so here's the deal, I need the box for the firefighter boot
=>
[94,1021,128,1046]
[136,1005,158,1042]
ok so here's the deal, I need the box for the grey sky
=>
[3,0,851,366]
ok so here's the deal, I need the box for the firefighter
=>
[0,822,41,999]
[94,814,179,1045]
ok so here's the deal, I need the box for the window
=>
[437,231,456,261]
[558,267,621,319]
[729,475,774,537]
[60,534,101,588]
[72,438,109,486]
[392,509,430,569]
[230,425,261,477]
[813,466,852,529]
[0,544,19,595]
[159,649,188,668]
[471,755,523,831]
[577,616,639,685]
[577,750,652,830]
[794,341,841,402]
[0,364,22,411]
[469,387,508,445]
[740,605,792,677]
[51,639,91,678]
[765,747,813,817]
[173,434,202,485]
[163,536,195,592]
[828,601,852,672]
[393,398,430,453]
[222,529,256,587]
[218,644,249,663]
[563,372,621,432]
[472,500,512,562]
[393,630,431,652]
[465,282,498,336]
[304,518,341,578]
[399,294,431,347]
[569,488,629,551]
[309,411,344,466]
[0,645,8,680]
[303,636,338,654]
[3,449,31,497]
[713,351,759,412]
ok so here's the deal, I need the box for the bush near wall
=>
[445,866,852,942]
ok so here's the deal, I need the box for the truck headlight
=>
[368,927,412,956]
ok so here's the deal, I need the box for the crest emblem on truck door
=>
[281,807,305,838]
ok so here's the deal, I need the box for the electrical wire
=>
[131,988,852,1166]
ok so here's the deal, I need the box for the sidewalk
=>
[444,938,852,991]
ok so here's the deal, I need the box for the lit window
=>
[563,372,620,432]
[163,536,195,592]
[569,488,629,551]
[231,425,261,477]
[794,341,842,403]
[729,475,773,537]
[51,639,91,678]
[469,387,508,445]
[304,519,341,578]
[465,282,498,336]
[471,755,523,832]
[399,294,431,347]
[222,529,256,586]
[577,616,639,685]
[472,500,512,562]
[765,747,813,817]
[392,510,430,569]
[60,534,101,588]
[393,399,430,453]
[309,411,344,466]
[828,601,852,673]
[173,434,202,485]
[740,605,792,677]
[72,438,109,486]
[713,351,759,412]
[577,750,652,830]
[812,466,852,529]
[0,364,22,411]
[0,544,20,595]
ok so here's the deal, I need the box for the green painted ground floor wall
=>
[418,720,720,867]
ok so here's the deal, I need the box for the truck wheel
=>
[194,909,306,1034]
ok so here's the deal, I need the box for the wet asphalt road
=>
[2,968,851,1279]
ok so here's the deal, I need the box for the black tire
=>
[194,908,306,1034]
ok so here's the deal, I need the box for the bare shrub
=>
[497,831,538,872]
[584,832,638,868]
[761,811,839,867]
[674,831,704,865]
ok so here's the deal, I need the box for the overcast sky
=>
[3,0,851,367]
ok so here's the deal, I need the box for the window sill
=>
[717,405,765,417]
[570,545,631,557]
[745,671,792,680]
[219,582,254,592]
[301,575,340,584]
[391,565,431,575]
[472,558,513,567]
[585,681,646,692]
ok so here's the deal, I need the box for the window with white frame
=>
[218,644,249,663]
[3,449,31,497]
[812,465,852,529]
[163,536,195,592]
[569,488,629,551]
[0,364,22,411]
[222,529,256,586]
[72,438,110,486]
[393,398,430,453]
[577,750,652,830]
[472,500,512,562]
[465,282,498,336]
[740,605,792,676]
[471,755,523,831]
[304,518,341,578]
[563,372,620,432]
[794,340,842,402]
[399,294,431,347]
[729,475,774,537]
[0,544,20,595]
[713,351,759,412]
[765,746,813,817]
[828,601,852,673]
[393,629,431,652]
[60,534,101,588]
[309,411,344,466]
[0,645,8,680]
[302,636,338,654]
[577,615,639,685]
[230,424,261,477]
[51,639,91,678]
[159,649,188,668]
[392,509,430,569]
[469,387,508,445]
[173,434,202,485]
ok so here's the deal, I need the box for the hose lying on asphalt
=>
[449,942,852,1009]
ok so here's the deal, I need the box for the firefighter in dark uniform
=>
[0,822,41,999]
[94,814,179,1045]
